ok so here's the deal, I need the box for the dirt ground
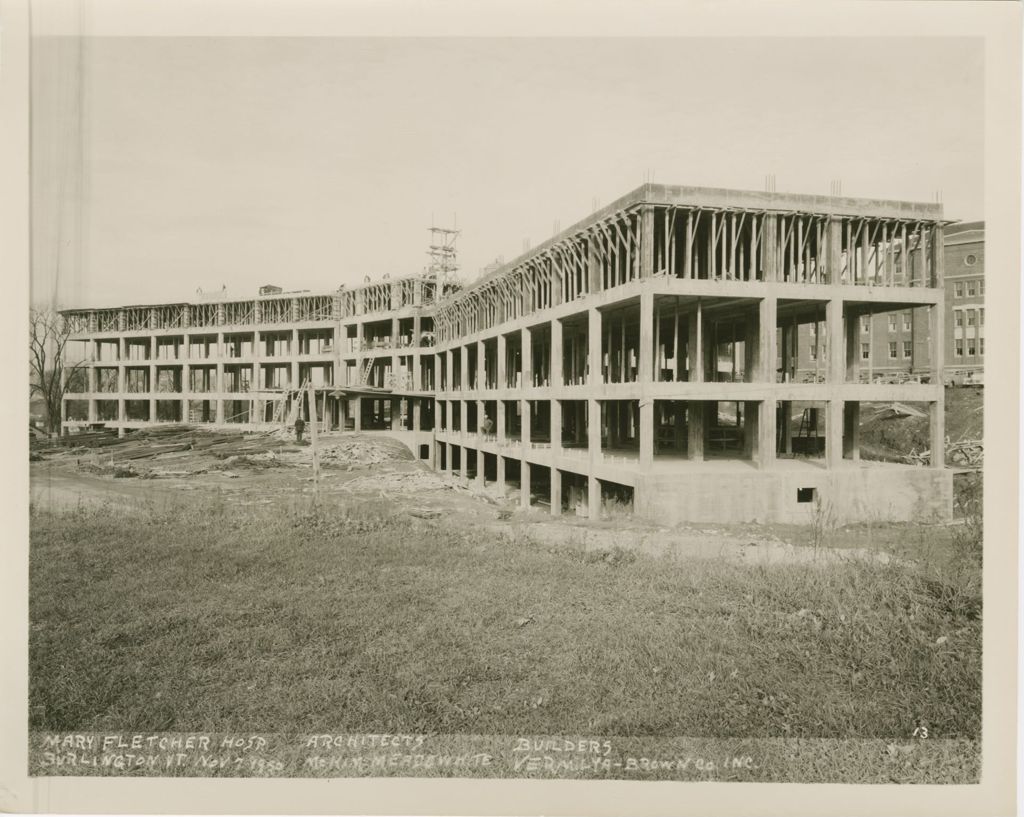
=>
[31,432,910,567]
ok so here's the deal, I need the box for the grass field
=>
[30,494,981,745]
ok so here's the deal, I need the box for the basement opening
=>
[797,487,818,504]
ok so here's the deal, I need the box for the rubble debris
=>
[408,508,442,519]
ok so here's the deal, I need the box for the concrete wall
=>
[635,465,953,525]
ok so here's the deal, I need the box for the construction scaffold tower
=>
[427,223,460,288]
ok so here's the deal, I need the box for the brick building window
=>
[888,315,897,332]
[888,342,897,359]
[861,343,870,360]
[903,341,912,358]
[967,340,976,356]
[980,338,985,355]
[861,316,870,333]
[967,310,976,327]
[954,310,963,327]
[902,312,912,331]
[954,339,963,357]
[967,281,977,297]
[955,282,964,298]
[980,308,985,324]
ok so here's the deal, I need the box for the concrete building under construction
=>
[60,183,954,525]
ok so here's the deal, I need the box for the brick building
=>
[795,220,984,383]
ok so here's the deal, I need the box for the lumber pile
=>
[41,425,292,464]
[903,438,983,468]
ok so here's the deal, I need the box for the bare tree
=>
[29,308,86,434]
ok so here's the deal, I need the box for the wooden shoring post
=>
[653,299,661,380]
[307,380,320,502]
[730,212,738,279]
[777,217,788,282]
[674,302,681,381]
[787,217,796,283]
[918,221,928,288]
[684,210,694,279]
[611,216,628,286]
[796,217,805,283]
[882,222,891,286]
[718,210,727,280]
[709,211,717,280]
[900,222,908,285]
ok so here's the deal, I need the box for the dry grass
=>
[29,495,981,747]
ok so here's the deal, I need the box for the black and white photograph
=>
[3,0,1020,814]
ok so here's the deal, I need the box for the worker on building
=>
[481,415,494,437]
[295,415,306,443]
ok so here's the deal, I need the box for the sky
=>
[31,36,984,309]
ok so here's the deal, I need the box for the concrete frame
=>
[431,184,952,524]
[59,184,954,525]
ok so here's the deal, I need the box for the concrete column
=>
[930,398,945,469]
[253,328,262,389]
[521,459,531,509]
[762,214,778,282]
[742,401,758,460]
[826,299,845,384]
[149,344,157,421]
[931,226,946,391]
[474,449,485,490]
[412,399,421,432]
[521,398,531,448]
[551,399,562,455]
[497,333,507,390]
[781,400,793,455]
[845,308,859,382]
[391,397,401,431]
[412,316,422,389]
[496,454,506,495]
[689,301,704,382]
[758,399,776,468]
[828,218,843,285]
[291,329,300,388]
[587,398,602,519]
[521,398,532,508]
[391,316,400,389]
[588,236,602,294]
[688,401,705,462]
[551,318,563,388]
[353,397,361,431]
[496,399,506,444]
[181,361,191,422]
[461,345,470,392]
[587,308,602,386]
[215,332,225,423]
[843,401,860,461]
[521,327,533,389]
[639,290,654,383]
[551,467,562,516]
[640,205,655,278]
[477,339,486,391]
[825,399,844,468]
[477,398,486,436]
[639,398,654,468]
[759,296,777,383]
[445,349,453,392]
[355,322,364,383]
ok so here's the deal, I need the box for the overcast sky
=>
[31,36,984,309]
